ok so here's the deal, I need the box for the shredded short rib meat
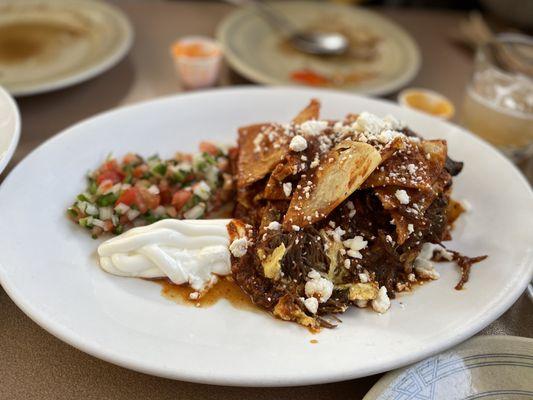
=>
[227,101,487,330]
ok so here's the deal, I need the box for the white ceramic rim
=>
[0,86,531,387]
[217,3,421,96]
[4,0,134,97]
[0,86,21,175]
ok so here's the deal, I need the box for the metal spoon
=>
[226,0,349,56]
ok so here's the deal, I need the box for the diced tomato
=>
[172,190,192,211]
[159,188,173,205]
[115,188,138,207]
[133,164,148,178]
[103,160,118,170]
[159,179,169,191]
[103,220,114,232]
[122,153,139,164]
[98,179,114,193]
[96,170,123,185]
[138,187,160,210]
[199,141,219,156]
[96,159,124,184]
[175,152,193,163]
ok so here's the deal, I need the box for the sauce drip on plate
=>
[157,277,257,311]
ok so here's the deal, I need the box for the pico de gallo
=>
[67,142,234,238]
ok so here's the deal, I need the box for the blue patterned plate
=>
[364,335,533,400]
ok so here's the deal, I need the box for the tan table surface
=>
[1,1,531,399]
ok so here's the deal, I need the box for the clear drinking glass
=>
[461,34,533,181]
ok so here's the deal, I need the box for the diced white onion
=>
[177,162,192,172]
[91,218,106,229]
[114,203,130,215]
[127,209,141,221]
[85,204,99,216]
[99,207,113,220]
[205,167,219,187]
[148,185,160,195]
[183,203,206,219]
[153,205,166,217]
[193,181,211,200]
[76,201,88,213]
[111,183,122,195]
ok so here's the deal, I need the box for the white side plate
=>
[0,0,133,96]
[0,86,20,175]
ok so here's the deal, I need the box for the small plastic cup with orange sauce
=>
[170,36,222,89]
[398,88,455,120]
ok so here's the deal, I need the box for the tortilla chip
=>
[283,140,382,229]
[236,123,289,187]
[260,243,286,280]
[343,113,359,124]
[273,294,321,331]
[421,140,447,169]
[379,137,406,162]
[447,198,465,225]
[258,202,287,230]
[363,139,447,190]
[374,169,452,244]
[292,99,320,124]
[348,282,379,301]
[226,219,248,242]
[263,175,289,200]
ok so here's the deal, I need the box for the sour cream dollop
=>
[97,219,232,291]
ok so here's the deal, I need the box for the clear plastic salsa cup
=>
[171,36,223,89]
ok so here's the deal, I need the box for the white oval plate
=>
[218,1,420,96]
[0,87,531,387]
[0,85,20,175]
[363,335,533,399]
[0,0,133,97]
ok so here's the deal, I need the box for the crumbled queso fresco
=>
[343,236,368,259]
[371,286,391,314]
[303,297,319,314]
[282,182,292,197]
[395,189,410,205]
[289,135,308,152]
[266,221,281,231]
[413,242,453,280]
[252,111,410,160]
[300,120,329,136]
[229,237,249,258]
[305,270,334,303]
